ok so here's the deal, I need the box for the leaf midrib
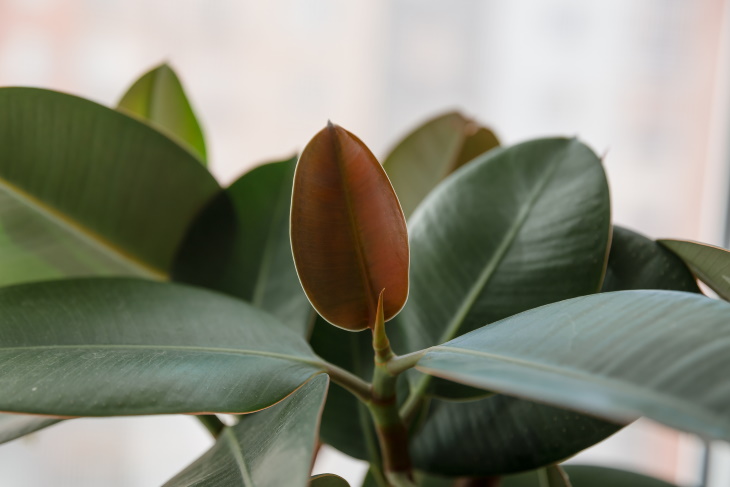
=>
[331,131,377,320]
[436,146,567,345]
[0,177,165,279]
[224,427,255,486]
[0,343,322,367]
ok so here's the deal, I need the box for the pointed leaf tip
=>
[118,64,207,163]
[291,124,409,331]
[372,289,393,361]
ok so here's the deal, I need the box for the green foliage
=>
[0,88,219,284]
[173,156,313,335]
[164,376,329,487]
[417,291,730,439]
[0,65,725,487]
[382,111,499,218]
[659,239,730,299]
[118,63,208,163]
[559,465,678,487]
[0,278,324,416]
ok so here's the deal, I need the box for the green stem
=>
[386,349,427,376]
[321,362,372,402]
[369,311,415,486]
[196,414,225,438]
[368,365,415,486]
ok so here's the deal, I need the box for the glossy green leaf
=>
[383,112,499,218]
[174,157,313,335]
[164,375,328,487]
[417,291,730,441]
[291,123,409,331]
[0,88,220,285]
[398,137,614,475]
[311,138,614,472]
[659,239,730,300]
[410,227,701,475]
[0,414,60,444]
[118,63,207,163]
[0,278,325,416]
[560,465,677,487]
[310,474,351,487]
[602,227,700,293]
[410,396,620,475]
[400,137,610,374]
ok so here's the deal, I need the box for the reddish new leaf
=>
[291,122,409,331]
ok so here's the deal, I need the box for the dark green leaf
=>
[561,465,677,487]
[659,239,730,300]
[400,137,610,376]
[383,112,499,218]
[310,474,351,487]
[411,396,620,475]
[118,63,207,163]
[313,138,614,473]
[164,375,328,487]
[0,88,219,285]
[418,291,730,441]
[0,414,60,445]
[427,378,493,401]
[602,227,699,293]
[399,137,614,475]
[174,157,312,334]
[411,224,707,475]
[0,278,324,416]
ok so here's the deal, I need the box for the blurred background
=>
[1,0,730,485]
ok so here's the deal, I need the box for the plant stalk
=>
[321,362,372,402]
[369,294,416,486]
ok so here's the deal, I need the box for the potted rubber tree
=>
[0,64,728,487]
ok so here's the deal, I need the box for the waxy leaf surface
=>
[383,112,499,218]
[417,291,730,441]
[0,88,219,285]
[410,396,620,475]
[410,227,700,475]
[397,137,614,474]
[164,376,328,487]
[174,157,313,335]
[291,123,409,330]
[399,137,610,355]
[602,227,699,293]
[0,278,324,416]
[118,63,207,163]
[659,239,730,300]
[310,138,615,472]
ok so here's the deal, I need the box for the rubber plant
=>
[0,64,728,487]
